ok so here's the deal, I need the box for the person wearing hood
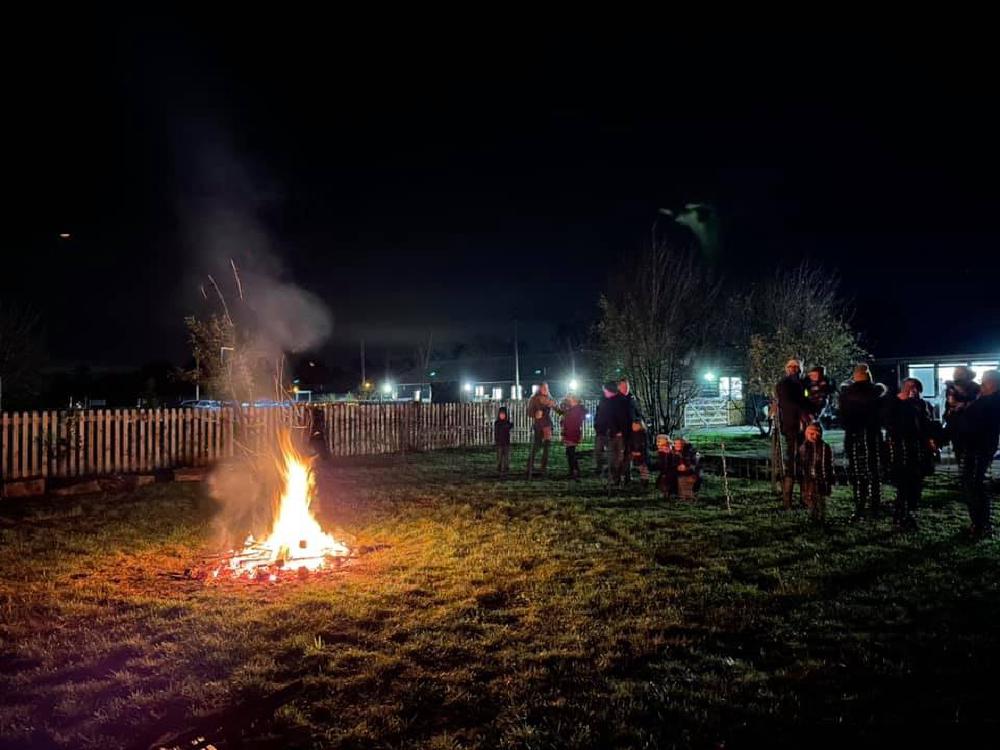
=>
[494,406,513,477]
[959,370,1000,539]
[882,377,941,531]
[945,365,981,471]
[774,358,811,509]
[839,363,888,521]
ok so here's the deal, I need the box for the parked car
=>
[180,399,221,409]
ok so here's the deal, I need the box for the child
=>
[805,365,835,421]
[494,407,513,477]
[628,420,650,484]
[797,422,834,523]
[655,434,674,498]
[671,438,702,500]
[560,395,588,480]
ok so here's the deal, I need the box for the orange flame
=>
[223,429,348,579]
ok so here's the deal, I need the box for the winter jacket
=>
[775,375,810,435]
[628,427,647,456]
[494,410,513,446]
[961,392,1000,457]
[838,380,887,436]
[594,396,612,437]
[945,379,981,423]
[797,439,834,493]
[622,392,643,423]
[561,404,588,446]
[526,392,557,432]
[671,444,701,478]
[659,444,702,493]
[604,393,634,436]
[806,376,835,417]
[882,396,939,478]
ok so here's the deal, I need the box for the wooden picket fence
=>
[1,400,599,483]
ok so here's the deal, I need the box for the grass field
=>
[2,446,999,749]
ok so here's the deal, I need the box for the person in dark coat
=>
[655,434,675,497]
[774,358,811,509]
[797,422,834,523]
[627,420,650,484]
[664,437,701,499]
[945,366,981,471]
[525,382,558,479]
[494,406,513,477]
[618,377,642,421]
[839,363,887,521]
[805,365,835,421]
[593,383,616,478]
[882,377,941,531]
[959,370,1000,539]
[560,395,588,481]
[605,384,634,486]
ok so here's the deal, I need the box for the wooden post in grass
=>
[720,440,733,514]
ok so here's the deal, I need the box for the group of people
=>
[492,378,702,498]
[775,359,1000,537]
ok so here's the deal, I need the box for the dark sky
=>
[6,23,1000,369]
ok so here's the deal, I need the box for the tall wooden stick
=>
[720,440,733,513]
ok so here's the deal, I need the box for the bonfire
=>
[212,429,349,581]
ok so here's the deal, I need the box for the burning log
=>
[207,430,349,583]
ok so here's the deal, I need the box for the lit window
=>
[531,384,539,395]
[511,385,521,400]
[413,389,421,402]
[906,365,935,397]
[474,385,485,398]
[937,364,966,399]
[492,386,503,400]
[972,362,999,384]
[720,376,743,400]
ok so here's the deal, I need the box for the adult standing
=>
[882,377,940,531]
[593,383,616,478]
[606,382,633,486]
[959,370,1000,539]
[617,377,642,422]
[525,382,558,479]
[945,366,981,471]
[839,363,887,521]
[774,358,811,509]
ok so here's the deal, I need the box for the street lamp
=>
[569,378,579,391]
[381,382,392,395]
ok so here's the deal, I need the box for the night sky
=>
[7,24,999,370]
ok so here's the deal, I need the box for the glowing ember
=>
[214,429,349,581]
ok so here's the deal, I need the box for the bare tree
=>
[597,242,722,434]
[745,261,867,401]
[414,331,435,375]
